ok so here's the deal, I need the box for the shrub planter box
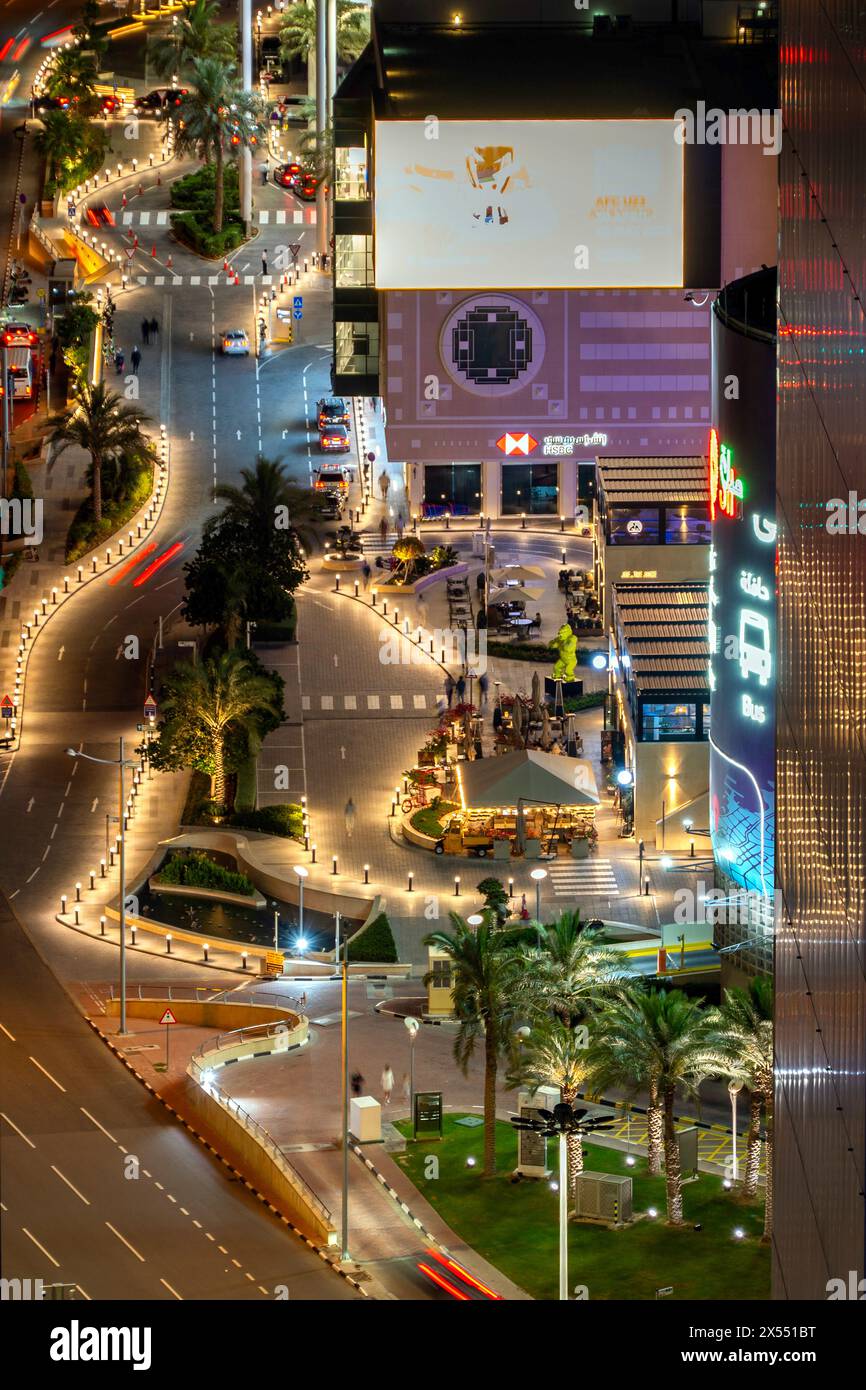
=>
[493,839,512,861]
[148,878,266,909]
[571,839,591,860]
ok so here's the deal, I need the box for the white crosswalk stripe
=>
[297,692,430,713]
[547,859,620,896]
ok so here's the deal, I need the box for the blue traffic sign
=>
[293,309,303,320]
[293,296,303,308]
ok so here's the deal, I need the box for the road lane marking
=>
[80,1108,117,1144]
[0,1021,16,1041]
[22,1228,60,1267]
[0,1112,35,1147]
[105,1222,146,1262]
[29,1056,66,1092]
[160,1278,183,1299]
[51,1166,91,1205]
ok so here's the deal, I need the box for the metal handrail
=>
[191,1017,302,1062]
[188,1054,332,1226]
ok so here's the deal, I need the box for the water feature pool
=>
[133,878,361,955]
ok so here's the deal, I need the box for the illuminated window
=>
[608,507,660,544]
[641,703,696,740]
[335,234,373,288]
[423,465,481,518]
[431,960,452,989]
[664,505,711,544]
[336,320,379,375]
[335,145,368,200]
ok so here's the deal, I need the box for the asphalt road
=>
[0,893,359,1300]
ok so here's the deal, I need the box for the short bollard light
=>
[332,855,338,876]
[454,876,461,897]
[100,858,106,878]
[60,894,67,914]
[407,871,414,893]
[100,916,106,936]
[75,882,82,902]
[364,864,370,884]
[242,952,249,971]
[166,934,172,954]
[203,943,209,962]
[89,870,96,890]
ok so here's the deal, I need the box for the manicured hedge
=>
[487,640,593,664]
[170,211,245,258]
[155,850,255,896]
[346,911,398,964]
[65,455,154,562]
[229,804,304,839]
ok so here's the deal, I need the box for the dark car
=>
[318,427,351,456]
[293,172,318,201]
[316,396,350,430]
[274,160,302,188]
[135,88,187,115]
[33,94,68,112]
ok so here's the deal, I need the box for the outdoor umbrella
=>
[490,564,545,584]
[531,670,541,709]
[488,586,544,606]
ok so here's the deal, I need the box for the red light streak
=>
[12,37,30,60]
[416,1262,471,1300]
[425,1249,502,1299]
[41,26,73,43]
[108,542,157,587]
[132,541,183,587]
[0,39,14,62]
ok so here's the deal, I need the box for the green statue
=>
[551,623,577,682]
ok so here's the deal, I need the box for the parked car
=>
[220,329,250,355]
[134,88,187,115]
[274,160,302,188]
[314,466,351,491]
[293,172,319,201]
[316,396,350,429]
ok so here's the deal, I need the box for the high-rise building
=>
[773,0,866,1299]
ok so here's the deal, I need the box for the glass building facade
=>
[773,0,866,1300]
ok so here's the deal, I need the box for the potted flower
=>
[571,823,599,860]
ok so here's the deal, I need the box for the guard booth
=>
[425,945,454,1017]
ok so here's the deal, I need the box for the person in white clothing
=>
[381,1064,394,1104]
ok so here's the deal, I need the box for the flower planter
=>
[493,838,512,860]
[571,838,591,860]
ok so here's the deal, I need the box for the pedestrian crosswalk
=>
[547,858,620,897]
[301,691,435,714]
[116,209,313,226]
[130,274,280,287]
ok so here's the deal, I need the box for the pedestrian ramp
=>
[547,859,620,897]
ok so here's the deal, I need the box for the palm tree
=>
[423,915,519,1177]
[715,977,774,1237]
[517,912,631,1026]
[169,57,261,232]
[297,119,333,183]
[585,987,727,1223]
[150,0,237,80]
[43,45,98,104]
[279,0,370,65]
[47,383,152,525]
[507,1016,591,1193]
[159,649,282,802]
[35,111,84,187]
[214,455,306,538]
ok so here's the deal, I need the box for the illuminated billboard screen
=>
[708,297,776,902]
[374,120,685,290]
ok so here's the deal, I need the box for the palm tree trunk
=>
[213,137,224,234]
[483,1027,497,1178]
[562,1084,583,1195]
[647,1082,663,1175]
[211,741,226,805]
[742,1089,763,1197]
[761,1092,773,1242]
[91,449,103,523]
[662,1085,683,1224]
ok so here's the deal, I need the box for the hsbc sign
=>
[496,432,538,456]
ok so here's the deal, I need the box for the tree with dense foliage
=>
[584,987,727,1223]
[151,649,283,803]
[423,915,519,1176]
[168,58,261,232]
[279,0,370,64]
[150,0,237,79]
[507,1016,593,1191]
[35,111,103,189]
[715,977,774,1238]
[516,912,630,1025]
[43,44,99,107]
[47,383,151,524]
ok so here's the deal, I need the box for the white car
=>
[220,329,250,355]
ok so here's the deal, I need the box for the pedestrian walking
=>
[402,1072,411,1105]
[445,673,455,707]
[381,1064,394,1105]
[149,316,159,340]
[262,250,268,276]
[378,471,390,501]
[141,318,150,345]
[476,569,486,596]
[479,672,489,706]
[261,159,269,186]
[114,348,125,374]
[130,345,141,374]
[362,559,372,589]
[416,592,427,629]
[456,674,467,704]
[351,1071,364,1097]
[395,511,404,542]
[344,796,356,838]
[379,515,389,546]
[436,693,447,719]
[368,396,377,411]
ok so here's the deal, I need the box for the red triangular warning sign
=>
[158,1007,178,1026]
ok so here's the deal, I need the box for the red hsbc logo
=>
[496,432,538,456]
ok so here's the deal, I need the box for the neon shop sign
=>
[708,428,744,520]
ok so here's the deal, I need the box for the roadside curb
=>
[83,1013,370,1298]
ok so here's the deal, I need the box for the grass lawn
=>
[394,1115,770,1302]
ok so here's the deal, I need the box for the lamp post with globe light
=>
[293,864,308,940]
[405,1015,420,1132]
[530,867,547,939]
[511,1102,615,1300]
[728,1080,744,1182]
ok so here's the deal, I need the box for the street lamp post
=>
[340,927,350,1262]
[530,867,547,937]
[67,739,137,1034]
[728,1080,744,1184]
[511,1103,615,1300]
[405,1015,420,1133]
[293,864,308,940]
